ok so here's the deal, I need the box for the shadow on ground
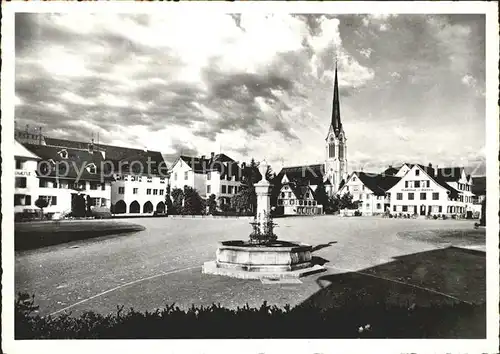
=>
[311,241,338,252]
[298,246,486,338]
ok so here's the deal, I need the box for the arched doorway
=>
[114,200,127,214]
[156,201,166,214]
[143,201,153,213]
[130,201,140,213]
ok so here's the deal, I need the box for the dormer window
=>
[58,149,68,159]
[86,163,97,174]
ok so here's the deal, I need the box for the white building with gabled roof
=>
[386,163,474,217]
[169,152,243,206]
[338,171,400,215]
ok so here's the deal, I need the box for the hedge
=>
[15,293,485,339]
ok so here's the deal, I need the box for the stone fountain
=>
[202,160,326,279]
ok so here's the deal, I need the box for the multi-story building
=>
[169,152,242,206]
[337,171,400,215]
[14,141,42,215]
[276,183,323,215]
[386,163,474,217]
[274,164,328,215]
[43,137,168,216]
[19,141,114,218]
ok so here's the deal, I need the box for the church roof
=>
[276,163,325,186]
[331,62,342,137]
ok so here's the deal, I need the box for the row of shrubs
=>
[15,293,484,339]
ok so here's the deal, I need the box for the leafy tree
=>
[206,194,217,215]
[479,197,486,226]
[85,195,92,217]
[170,188,184,215]
[231,188,255,214]
[338,192,358,210]
[218,197,232,213]
[183,186,205,215]
[232,158,277,215]
[71,194,86,217]
[314,183,329,214]
[34,198,49,219]
[165,194,173,215]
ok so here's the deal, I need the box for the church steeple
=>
[331,61,342,135]
[324,57,348,195]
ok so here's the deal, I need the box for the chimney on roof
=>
[39,126,43,145]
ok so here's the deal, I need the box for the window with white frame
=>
[58,149,68,159]
[86,163,97,174]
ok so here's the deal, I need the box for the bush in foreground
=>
[15,293,485,339]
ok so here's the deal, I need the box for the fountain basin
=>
[202,240,326,279]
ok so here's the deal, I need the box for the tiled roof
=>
[354,172,401,196]
[289,184,314,200]
[435,167,463,182]
[472,176,486,195]
[387,163,462,199]
[44,137,166,175]
[23,143,114,182]
[413,165,460,198]
[178,153,241,177]
[15,140,41,160]
[276,164,325,186]
[381,166,400,176]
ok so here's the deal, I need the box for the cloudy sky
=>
[15,13,486,174]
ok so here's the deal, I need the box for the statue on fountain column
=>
[250,160,277,244]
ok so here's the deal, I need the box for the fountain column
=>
[254,160,271,235]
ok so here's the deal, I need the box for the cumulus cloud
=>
[360,48,373,58]
[15,13,485,173]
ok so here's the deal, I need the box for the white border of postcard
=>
[2,2,498,354]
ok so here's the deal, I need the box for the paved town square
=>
[5,6,497,350]
[16,216,485,317]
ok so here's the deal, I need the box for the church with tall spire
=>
[324,61,348,193]
[273,60,349,214]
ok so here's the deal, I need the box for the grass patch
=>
[15,220,145,251]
